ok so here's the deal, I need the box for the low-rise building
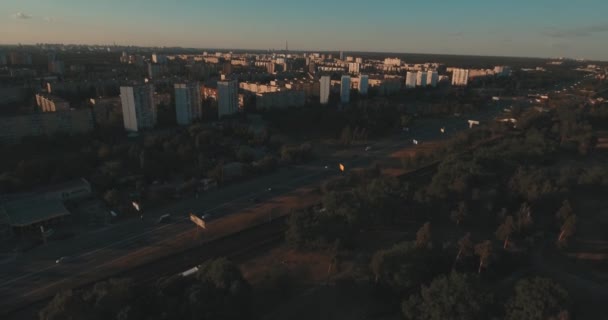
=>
[0,109,94,144]
[36,93,70,112]
[256,90,305,109]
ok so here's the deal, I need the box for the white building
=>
[320,76,331,105]
[174,82,202,126]
[120,84,156,132]
[359,75,369,95]
[384,57,401,66]
[341,75,351,103]
[405,72,417,89]
[217,79,239,118]
[427,70,439,87]
[348,62,361,75]
[416,71,428,87]
[452,69,470,86]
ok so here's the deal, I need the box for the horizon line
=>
[0,42,603,62]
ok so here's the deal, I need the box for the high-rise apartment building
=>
[452,69,469,86]
[174,82,202,126]
[320,76,331,105]
[120,84,156,132]
[427,71,439,87]
[217,79,239,118]
[416,71,428,87]
[341,75,351,103]
[349,62,361,75]
[359,75,369,95]
[405,72,417,88]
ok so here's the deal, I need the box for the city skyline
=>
[2,0,608,60]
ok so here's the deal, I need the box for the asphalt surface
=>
[0,103,504,317]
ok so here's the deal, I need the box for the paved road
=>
[0,104,504,316]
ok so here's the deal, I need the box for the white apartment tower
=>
[174,82,202,126]
[452,69,470,86]
[349,62,361,75]
[120,84,156,132]
[427,71,439,87]
[359,75,369,95]
[217,79,239,118]
[405,72,417,88]
[416,71,428,87]
[320,76,331,105]
[340,75,351,103]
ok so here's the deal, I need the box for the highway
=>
[0,104,503,317]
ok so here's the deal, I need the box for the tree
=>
[455,233,474,264]
[450,201,468,225]
[557,215,577,247]
[370,242,443,291]
[515,202,534,232]
[474,241,493,274]
[103,189,121,207]
[415,222,432,249]
[555,200,573,225]
[505,277,569,320]
[39,290,90,320]
[496,215,515,249]
[402,272,492,320]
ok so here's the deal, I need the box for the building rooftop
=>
[2,197,70,228]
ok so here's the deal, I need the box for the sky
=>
[1,0,608,60]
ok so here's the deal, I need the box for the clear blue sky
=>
[2,0,608,60]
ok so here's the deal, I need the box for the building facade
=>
[320,76,331,105]
[405,72,417,88]
[427,71,439,87]
[416,71,428,87]
[120,84,156,132]
[217,79,239,117]
[341,75,351,103]
[174,82,202,126]
[0,109,94,144]
[452,69,470,86]
[359,75,369,95]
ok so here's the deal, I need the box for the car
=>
[201,213,212,220]
[55,256,69,264]
[157,214,171,224]
[267,187,272,191]
[324,165,329,169]
[365,146,372,151]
